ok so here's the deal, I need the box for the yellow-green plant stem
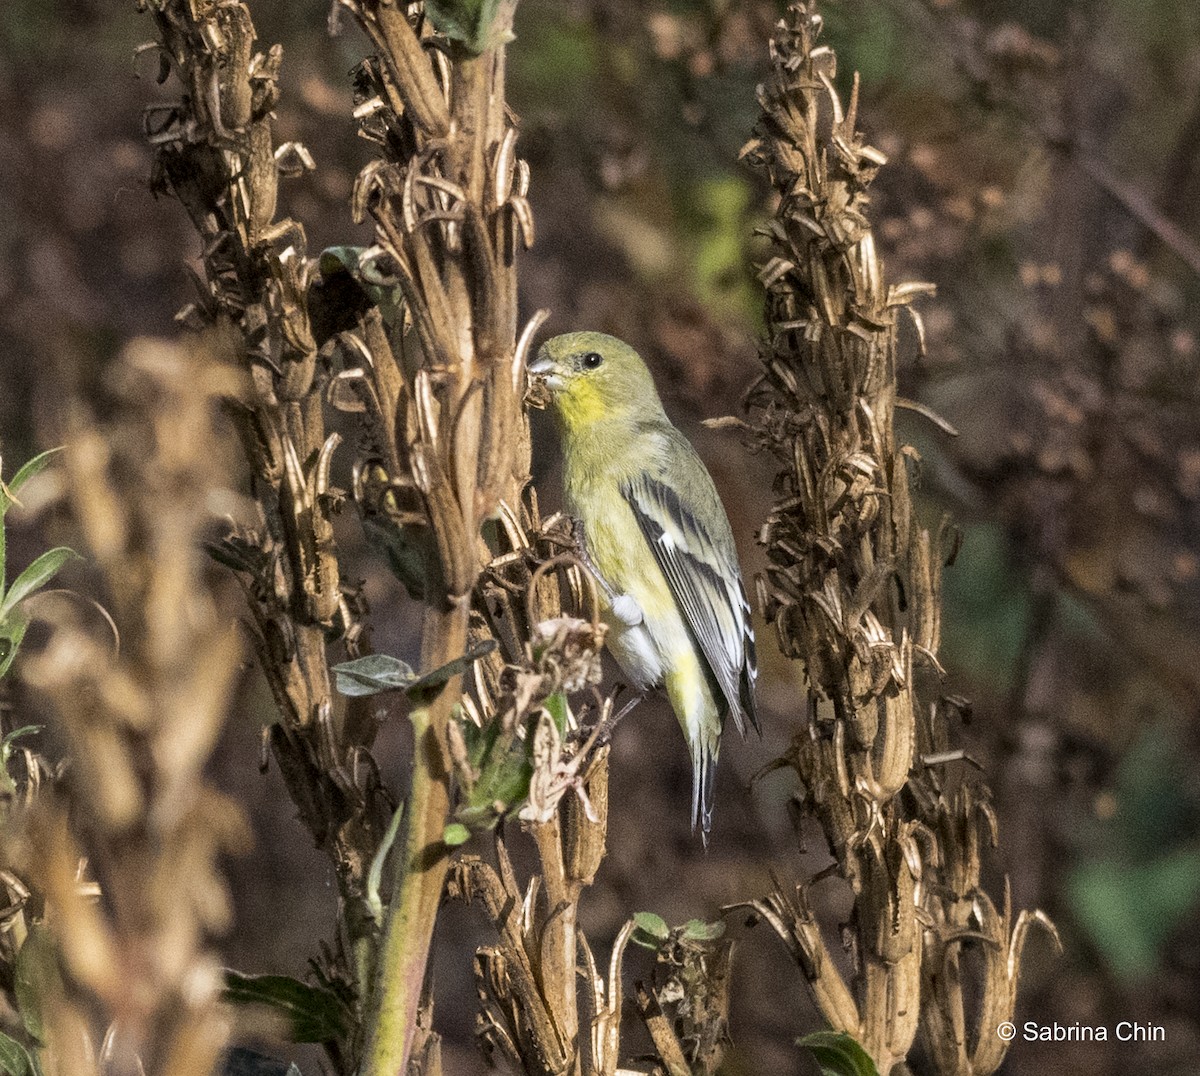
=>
[362,603,469,1075]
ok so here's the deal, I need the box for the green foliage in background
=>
[682,174,760,322]
[1069,724,1200,981]
[939,521,1034,692]
[425,0,513,53]
[1,450,76,679]
[510,0,763,324]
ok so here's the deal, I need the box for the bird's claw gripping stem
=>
[596,690,644,746]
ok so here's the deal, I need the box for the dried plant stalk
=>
[331,2,706,1068]
[137,0,395,1035]
[16,338,247,1076]
[330,1,559,1070]
[740,5,1056,1074]
[448,606,613,1076]
[138,0,620,1068]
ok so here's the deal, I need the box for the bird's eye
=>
[581,351,604,370]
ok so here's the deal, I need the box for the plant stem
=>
[532,815,580,1059]
[362,601,469,1076]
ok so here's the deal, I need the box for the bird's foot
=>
[596,689,645,746]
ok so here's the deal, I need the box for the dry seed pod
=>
[744,6,1053,1073]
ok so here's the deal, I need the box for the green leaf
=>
[470,763,530,810]
[1,448,64,520]
[404,640,497,699]
[0,610,29,680]
[463,708,501,769]
[0,548,78,619]
[332,641,496,699]
[333,654,417,697]
[1067,724,1200,981]
[543,691,569,734]
[2,726,42,783]
[0,1032,36,1076]
[630,911,670,949]
[425,0,513,54]
[796,1030,881,1076]
[316,246,405,328]
[2,451,65,606]
[461,754,531,819]
[462,708,538,815]
[360,515,433,602]
[453,804,500,830]
[2,725,42,748]
[366,803,406,924]
[14,923,59,1046]
[317,246,363,277]
[7,449,64,500]
[222,972,350,1045]
[681,918,726,942]
[442,822,471,847]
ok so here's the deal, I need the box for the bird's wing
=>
[621,454,758,736]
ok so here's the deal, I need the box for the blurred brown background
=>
[2,0,1199,1073]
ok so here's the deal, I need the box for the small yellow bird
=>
[529,332,758,838]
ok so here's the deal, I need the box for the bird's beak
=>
[527,353,564,391]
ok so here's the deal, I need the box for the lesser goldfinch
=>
[529,332,758,838]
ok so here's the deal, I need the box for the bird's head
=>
[528,331,664,432]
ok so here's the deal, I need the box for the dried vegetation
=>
[737,7,1057,1074]
[0,2,1051,1075]
[2,339,247,1076]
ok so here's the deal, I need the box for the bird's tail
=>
[690,736,719,845]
